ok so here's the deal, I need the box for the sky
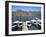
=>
[12,5,41,12]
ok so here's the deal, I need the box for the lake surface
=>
[12,16,41,22]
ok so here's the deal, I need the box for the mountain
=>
[12,10,32,16]
[12,10,41,17]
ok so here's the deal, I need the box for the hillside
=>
[12,10,32,16]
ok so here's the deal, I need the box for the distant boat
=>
[35,17,40,20]
[13,20,19,23]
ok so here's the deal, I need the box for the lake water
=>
[12,16,41,22]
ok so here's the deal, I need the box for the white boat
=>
[31,20,36,23]
[18,21,23,28]
[13,20,19,23]
[26,21,32,27]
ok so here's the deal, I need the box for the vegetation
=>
[12,10,41,17]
